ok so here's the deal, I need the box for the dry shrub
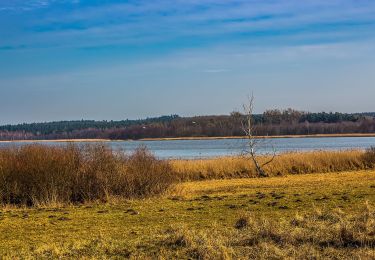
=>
[0,144,83,206]
[0,144,175,206]
[171,150,367,181]
[122,146,175,198]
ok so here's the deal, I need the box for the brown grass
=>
[363,146,375,167]
[163,203,375,259]
[171,150,374,181]
[0,144,175,206]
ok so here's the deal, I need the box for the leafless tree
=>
[241,93,276,177]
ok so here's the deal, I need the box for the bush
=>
[0,144,175,206]
[122,146,175,198]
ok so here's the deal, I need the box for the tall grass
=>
[171,150,373,181]
[363,146,375,167]
[0,144,175,206]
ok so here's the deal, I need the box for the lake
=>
[1,137,375,159]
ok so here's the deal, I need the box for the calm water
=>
[1,137,375,159]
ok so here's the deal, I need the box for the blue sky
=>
[1,0,375,124]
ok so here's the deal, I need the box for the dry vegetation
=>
[1,170,374,258]
[171,149,374,180]
[1,144,375,258]
[0,144,375,206]
[0,144,175,206]
[164,204,375,259]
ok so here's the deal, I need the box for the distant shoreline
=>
[1,133,375,143]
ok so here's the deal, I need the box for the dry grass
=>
[171,150,373,180]
[0,144,175,206]
[363,146,375,167]
[0,169,374,258]
[171,169,375,201]
[163,225,234,259]
[163,203,375,259]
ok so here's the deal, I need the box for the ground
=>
[1,170,375,259]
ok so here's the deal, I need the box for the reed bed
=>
[170,150,373,181]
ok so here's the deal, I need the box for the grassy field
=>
[1,170,375,259]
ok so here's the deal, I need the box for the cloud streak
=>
[1,0,375,52]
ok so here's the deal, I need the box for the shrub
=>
[0,144,175,206]
[122,146,175,198]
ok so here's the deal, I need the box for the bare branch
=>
[241,93,277,177]
[261,149,277,168]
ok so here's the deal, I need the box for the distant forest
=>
[1,109,375,140]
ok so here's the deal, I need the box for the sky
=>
[1,0,375,124]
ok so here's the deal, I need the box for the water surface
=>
[1,137,375,159]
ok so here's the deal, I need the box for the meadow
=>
[0,171,374,258]
[0,144,374,258]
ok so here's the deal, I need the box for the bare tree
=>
[241,93,276,177]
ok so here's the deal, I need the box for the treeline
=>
[0,110,374,140]
[0,115,179,135]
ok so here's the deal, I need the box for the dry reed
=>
[170,149,374,181]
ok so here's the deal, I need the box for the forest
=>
[0,110,374,140]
